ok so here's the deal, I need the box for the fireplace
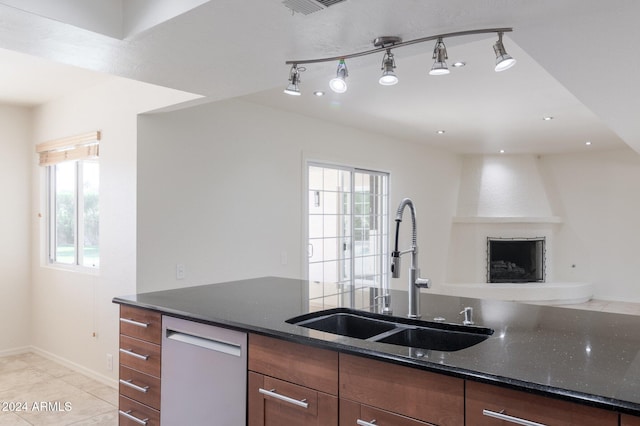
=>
[487,237,545,283]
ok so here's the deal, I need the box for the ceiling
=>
[0,0,637,155]
[0,47,112,106]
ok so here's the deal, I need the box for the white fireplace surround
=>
[438,154,592,304]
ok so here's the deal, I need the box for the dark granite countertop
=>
[113,276,640,415]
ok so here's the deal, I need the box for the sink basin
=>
[287,308,493,352]
[375,326,490,352]
[288,312,397,339]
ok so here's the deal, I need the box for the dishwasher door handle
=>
[166,329,242,357]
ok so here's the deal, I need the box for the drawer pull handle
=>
[357,419,377,426]
[258,388,309,409]
[119,379,150,393]
[120,318,150,328]
[119,409,149,425]
[483,409,547,426]
[119,348,150,361]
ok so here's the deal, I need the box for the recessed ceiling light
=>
[499,149,505,154]
[436,130,445,134]
[585,141,592,146]
[313,91,325,96]
[452,61,466,68]
[543,116,554,121]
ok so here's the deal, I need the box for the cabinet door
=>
[339,354,464,425]
[249,334,338,395]
[249,372,338,426]
[340,398,436,426]
[466,381,618,426]
[622,414,640,426]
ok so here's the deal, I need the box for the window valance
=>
[36,131,101,166]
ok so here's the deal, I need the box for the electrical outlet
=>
[106,353,113,371]
[176,263,185,280]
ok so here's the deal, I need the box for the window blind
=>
[36,131,101,166]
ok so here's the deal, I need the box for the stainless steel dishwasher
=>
[161,316,247,425]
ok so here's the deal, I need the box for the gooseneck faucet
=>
[391,198,431,319]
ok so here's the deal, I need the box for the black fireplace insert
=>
[487,237,545,283]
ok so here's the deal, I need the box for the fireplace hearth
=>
[487,237,545,283]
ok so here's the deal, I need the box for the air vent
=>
[282,0,346,15]
[316,0,346,6]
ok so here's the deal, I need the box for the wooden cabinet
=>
[118,305,162,426]
[466,381,618,426]
[340,398,436,426]
[112,311,639,426]
[339,353,464,426]
[248,334,339,425]
[622,414,640,426]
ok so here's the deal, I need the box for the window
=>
[37,131,101,269]
[48,160,100,267]
[307,163,389,299]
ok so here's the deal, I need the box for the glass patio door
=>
[307,163,389,304]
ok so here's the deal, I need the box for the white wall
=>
[540,147,640,302]
[456,155,554,218]
[30,77,198,383]
[447,149,640,303]
[0,104,31,354]
[137,98,461,293]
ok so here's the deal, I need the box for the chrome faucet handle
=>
[460,306,474,325]
[415,277,431,288]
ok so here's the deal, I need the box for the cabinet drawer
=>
[339,354,463,426]
[249,334,338,395]
[622,414,640,426]
[119,365,161,410]
[341,398,436,426]
[120,305,162,344]
[249,371,338,426]
[466,381,618,426]
[119,395,160,426]
[119,335,161,377]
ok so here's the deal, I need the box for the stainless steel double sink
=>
[286,308,493,352]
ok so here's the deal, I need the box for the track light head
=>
[429,38,450,76]
[379,49,398,86]
[329,59,348,93]
[284,64,304,96]
[493,32,516,72]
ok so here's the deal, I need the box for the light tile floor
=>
[0,299,638,426]
[0,353,117,425]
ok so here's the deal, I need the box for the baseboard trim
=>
[28,346,118,389]
[0,346,32,357]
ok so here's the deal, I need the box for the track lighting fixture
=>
[493,32,516,72]
[429,38,450,76]
[283,27,515,95]
[379,49,398,86]
[283,64,305,96]
[329,59,348,93]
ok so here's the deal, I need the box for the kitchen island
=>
[113,276,640,425]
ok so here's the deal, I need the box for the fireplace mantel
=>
[453,216,563,224]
